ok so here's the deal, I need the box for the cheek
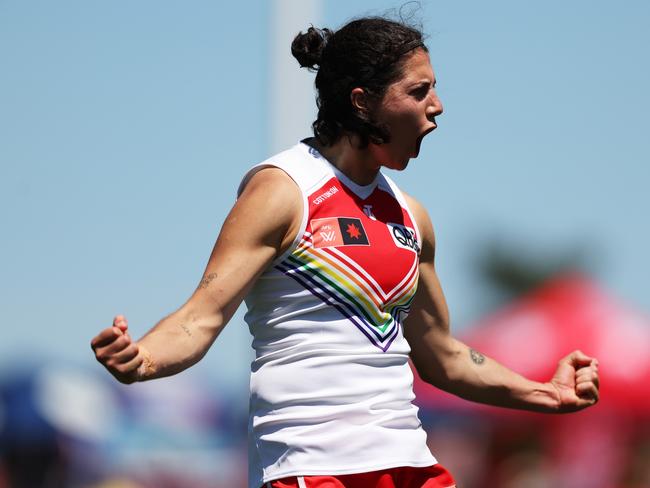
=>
[388,111,421,142]
[384,102,420,129]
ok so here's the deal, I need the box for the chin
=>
[387,157,411,171]
[375,147,411,171]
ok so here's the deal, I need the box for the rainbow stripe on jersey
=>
[276,230,419,352]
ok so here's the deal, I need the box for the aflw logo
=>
[320,229,336,242]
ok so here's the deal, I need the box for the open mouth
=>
[414,125,437,156]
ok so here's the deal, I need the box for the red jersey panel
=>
[276,175,420,351]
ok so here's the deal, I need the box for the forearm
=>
[419,337,561,413]
[136,307,224,381]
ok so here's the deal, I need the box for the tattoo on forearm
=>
[179,323,193,337]
[198,272,218,289]
[470,348,485,365]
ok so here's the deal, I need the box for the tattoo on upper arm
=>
[470,348,485,365]
[198,272,218,289]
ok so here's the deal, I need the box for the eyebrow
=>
[409,79,437,89]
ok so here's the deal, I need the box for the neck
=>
[310,136,381,186]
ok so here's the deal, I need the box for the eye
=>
[411,84,431,101]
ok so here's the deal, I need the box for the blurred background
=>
[1,0,649,486]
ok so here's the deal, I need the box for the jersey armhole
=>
[237,163,309,267]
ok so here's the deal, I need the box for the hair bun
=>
[291,26,332,70]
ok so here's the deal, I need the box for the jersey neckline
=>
[300,139,380,201]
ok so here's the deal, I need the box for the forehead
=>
[395,49,435,84]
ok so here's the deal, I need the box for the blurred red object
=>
[413,274,650,416]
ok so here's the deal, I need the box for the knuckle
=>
[116,361,136,375]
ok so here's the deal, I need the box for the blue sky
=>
[1,0,648,389]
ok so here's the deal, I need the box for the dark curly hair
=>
[291,17,427,148]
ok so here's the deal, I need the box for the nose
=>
[426,91,443,121]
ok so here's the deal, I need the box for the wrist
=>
[508,379,562,413]
[136,343,156,381]
[527,381,561,413]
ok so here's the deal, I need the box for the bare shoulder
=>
[402,191,435,261]
[240,166,301,201]
[234,166,302,251]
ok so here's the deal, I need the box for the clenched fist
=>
[91,315,150,384]
[549,350,600,413]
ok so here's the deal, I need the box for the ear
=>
[350,87,369,113]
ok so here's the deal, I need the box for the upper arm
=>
[181,167,302,335]
[403,192,449,332]
[403,193,459,382]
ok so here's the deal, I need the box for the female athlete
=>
[91,16,600,488]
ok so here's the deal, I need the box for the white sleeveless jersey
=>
[238,141,436,488]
